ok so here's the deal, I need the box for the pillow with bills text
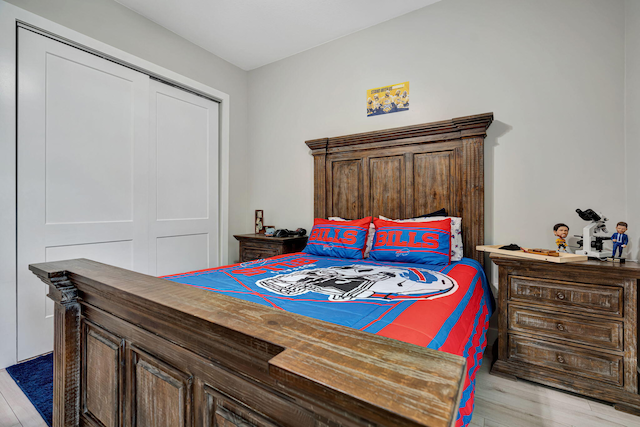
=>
[379,215,463,261]
[369,217,451,265]
[303,217,372,259]
[328,217,375,258]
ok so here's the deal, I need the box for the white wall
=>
[5,0,252,263]
[626,0,640,262]
[248,0,628,285]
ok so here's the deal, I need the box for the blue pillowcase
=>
[303,217,372,259]
[368,217,452,265]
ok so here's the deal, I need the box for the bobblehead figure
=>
[553,223,570,253]
[611,221,629,258]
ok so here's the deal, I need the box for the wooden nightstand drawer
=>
[242,247,280,261]
[509,276,623,317]
[508,335,623,386]
[508,306,623,351]
[234,234,308,263]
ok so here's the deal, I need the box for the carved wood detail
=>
[509,276,623,316]
[508,334,623,386]
[461,137,484,265]
[369,156,404,220]
[129,346,193,427]
[38,272,81,427]
[306,113,493,265]
[508,306,623,351]
[82,322,123,427]
[313,151,327,219]
[412,151,454,217]
[330,159,362,220]
[204,385,279,427]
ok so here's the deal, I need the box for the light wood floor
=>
[0,369,46,427]
[469,354,640,427]
[1,351,640,427]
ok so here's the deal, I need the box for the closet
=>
[17,28,220,360]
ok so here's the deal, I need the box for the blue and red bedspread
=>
[164,253,494,427]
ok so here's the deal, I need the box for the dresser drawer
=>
[508,335,623,386]
[508,306,623,351]
[509,276,623,316]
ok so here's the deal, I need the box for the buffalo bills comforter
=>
[164,253,494,427]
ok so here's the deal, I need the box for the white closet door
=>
[148,80,219,276]
[17,29,150,360]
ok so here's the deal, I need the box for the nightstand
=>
[234,234,308,262]
[491,254,640,414]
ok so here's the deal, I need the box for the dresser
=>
[234,233,308,262]
[491,254,640,414]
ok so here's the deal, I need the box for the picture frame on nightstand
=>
[255,210,264,234]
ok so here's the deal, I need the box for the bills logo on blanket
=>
[256,264,458,301]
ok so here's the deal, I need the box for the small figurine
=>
[611,221,629,258]
[553,223,570,253]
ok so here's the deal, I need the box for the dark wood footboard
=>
[31,259,466,427]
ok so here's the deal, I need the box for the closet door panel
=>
[44,53,134,224]
[155,91,209,221]
[148,80,219,277]
[17,28,150,360]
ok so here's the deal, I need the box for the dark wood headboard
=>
[306,113,493,265]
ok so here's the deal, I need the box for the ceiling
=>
[114,0,442,71]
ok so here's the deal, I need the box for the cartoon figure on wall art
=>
[395,90,409,111]
[380,90,396,114]
[611,221,629,258]
[553,223,570,253]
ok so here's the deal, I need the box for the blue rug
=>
[6,353,53,426]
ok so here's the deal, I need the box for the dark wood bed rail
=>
[32,258,466,427]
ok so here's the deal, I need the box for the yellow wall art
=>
[366,82,409,117]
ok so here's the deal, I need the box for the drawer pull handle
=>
[556,292,566,300]
[557,354,566,364]
[556,323,565,331]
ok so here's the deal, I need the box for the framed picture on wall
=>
[367,81,409,117]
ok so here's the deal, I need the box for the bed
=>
[30,112,494,427]
[163,253,493,427]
